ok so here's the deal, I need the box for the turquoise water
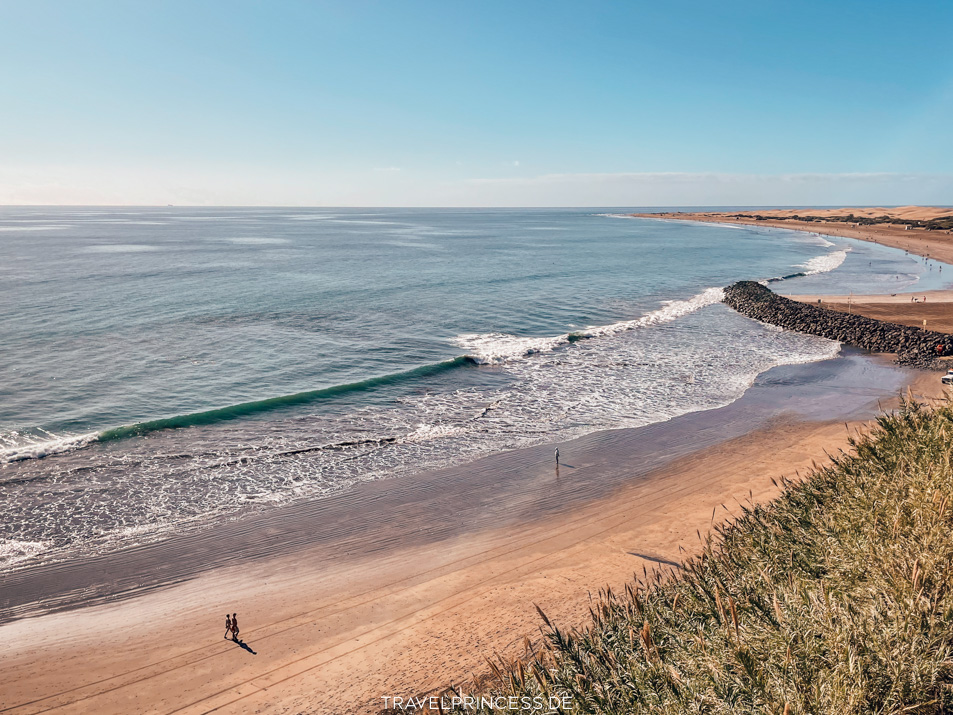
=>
[0,207,945,569]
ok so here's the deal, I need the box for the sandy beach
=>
[632,206,953,265]
[2,352,947,715]
[4,210,953,715]
[782,290,953,334]
[4,0,952,708]
[636,207,953,336]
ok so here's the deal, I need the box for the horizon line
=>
[3,204,951,210]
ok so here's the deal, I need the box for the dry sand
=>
[2,368,948,715]
[785,290,953,334]
[4,208,953,714]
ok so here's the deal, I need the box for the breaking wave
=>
[1,358,474,464]
[455,287,725,364]
[0,431,100,465]
[801,249,850,275]
[762,248,851,284]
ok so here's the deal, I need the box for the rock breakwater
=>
[723,281,952,369]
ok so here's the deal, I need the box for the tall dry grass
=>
[450,400,953,713]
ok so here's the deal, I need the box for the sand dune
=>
[634,206,953,266]
[758,206,953,221]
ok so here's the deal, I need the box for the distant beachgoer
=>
[231,613,239,641]
[225,614,232,639]
[554,447,560,464]
[924,296,927,302]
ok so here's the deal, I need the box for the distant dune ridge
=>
[633,205,953,267]
[747,206,953,221]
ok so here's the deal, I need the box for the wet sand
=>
[2,351,948,714]
[5,207,953,713]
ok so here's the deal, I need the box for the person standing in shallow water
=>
[231,613,240,641]
[554,447,559,464]
[224,614,232,639]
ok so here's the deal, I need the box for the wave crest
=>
[453,333,569,365]
[455,287,725,365]
[801,249,850,275]
[0,432,100,465]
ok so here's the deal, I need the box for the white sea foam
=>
[403,423,466,442]
[0,299,847,572]
[581,287,725,337]
[454,287,725,364]
[800,249,850,275]
[0,539,52,567]
[454,332,569,365]
[112,523,165,540]
[0,431,100,465]
[0,209,881,573]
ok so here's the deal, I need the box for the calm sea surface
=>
[1,207,947,570]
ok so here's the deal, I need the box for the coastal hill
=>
[449,400,953,714]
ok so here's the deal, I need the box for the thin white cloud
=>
[373,166,402,172]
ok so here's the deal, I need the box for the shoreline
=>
[630,208,953,337]
[4,212,953,713]
[0,346,895,624]
[2,351,945,714]
[630,207,953,265]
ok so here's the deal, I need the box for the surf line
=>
[97,357,475,442]
[0,357,476,465]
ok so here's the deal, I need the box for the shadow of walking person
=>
[235,639,257,655]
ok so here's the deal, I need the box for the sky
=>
[1,0,951,207]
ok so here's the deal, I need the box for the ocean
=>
[1,207,946,573]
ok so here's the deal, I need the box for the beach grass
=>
[448,398,953,713]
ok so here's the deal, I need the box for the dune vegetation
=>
[448,399,953,714]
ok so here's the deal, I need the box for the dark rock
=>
[722,281,951,370]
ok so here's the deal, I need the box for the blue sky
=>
[1,0,951,206]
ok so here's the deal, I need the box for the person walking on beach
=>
[224,614,232,639]
[554,447,560,464]
[231,613,240,641]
